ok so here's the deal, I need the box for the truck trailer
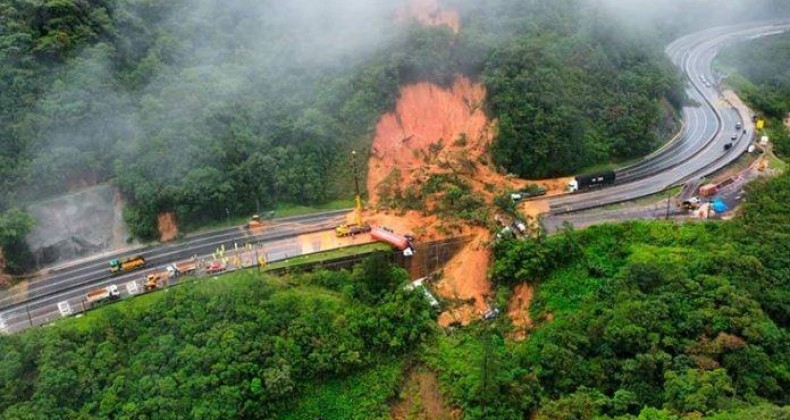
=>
[109,256,145,274]
[86,285,120,307]
[568,170,616,192]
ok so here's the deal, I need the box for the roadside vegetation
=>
[425,170,790,419]
[719,32,790,160]
[0,0,684,253]
[0,256,435,418]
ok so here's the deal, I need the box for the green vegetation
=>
[463,1,684,178]
[0,257,435,418]
[428,171,790,418]
[719,32,790,160]
[263,243,392,271]
[0,208,34,274]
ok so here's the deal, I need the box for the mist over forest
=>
[1,0,789,243]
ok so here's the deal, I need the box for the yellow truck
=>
[109,256,145,274]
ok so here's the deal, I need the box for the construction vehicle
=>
[109,256,145,274]
[336,223,371,237]
[246,214,264,229]
[144,273,165,291]
[167,262,197,278]
[336,150,371,238]
[86,285,120,307]
[568,170,616,192]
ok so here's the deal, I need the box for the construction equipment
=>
[144,273,164,291]
[336,150,370,237]
[167,262,197,278]
[86,285,120,307]
[246,214,264,229]
[109,256,145,275]
[336,224,371,237]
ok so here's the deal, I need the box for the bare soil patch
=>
[436,235,490,327]
[508,283,534,341]
[391,368,459,420]
[157,212,179,242]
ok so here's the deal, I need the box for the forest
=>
[0,0,688,251]
[718,32,790,160]
[2,166,788,419]
[0,255,436,418]
[425,170,790,419]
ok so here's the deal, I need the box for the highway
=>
[2,22,788,335]
[0,210,348,333]
[549,21,790,214]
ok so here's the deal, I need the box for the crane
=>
[336,150,371,237]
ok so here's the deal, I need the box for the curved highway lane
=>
[549,22,790,214]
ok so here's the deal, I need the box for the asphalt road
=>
[548,21,790,214]
[2,22,788,334]
[0,210,348,333]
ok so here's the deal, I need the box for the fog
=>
[591,0,790,34]
[18,0,790,202]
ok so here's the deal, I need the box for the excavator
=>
[336,150,371,237]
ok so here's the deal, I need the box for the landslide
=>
[365,0,570,327]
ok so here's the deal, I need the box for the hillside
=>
[0,258,435,418]
[0,0,688,273]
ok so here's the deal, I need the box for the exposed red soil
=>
[363,76,569,326]
[508,283,534,341]
[435,235,490,327]
[397,0,461,34]
[391,368,459,420]
[367,77,491,204]
[157,212,178,243]
[360,3,572,328]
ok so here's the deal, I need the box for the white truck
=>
[86,285,120,308]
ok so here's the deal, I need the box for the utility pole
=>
[665,190,672,220]
[25,305,33,327]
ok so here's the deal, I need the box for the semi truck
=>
[568,170,616,192]
[86,285,120,307]
[167,261,197,278]
[109,256,145,274]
